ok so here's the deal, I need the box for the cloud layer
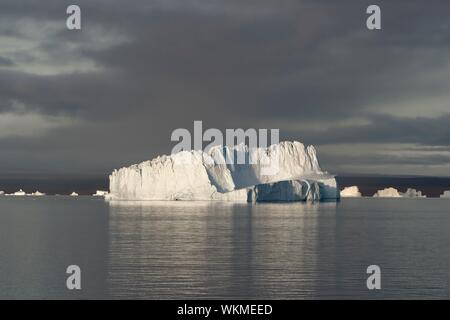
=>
[1,0,450,175]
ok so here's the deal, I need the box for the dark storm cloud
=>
[324,152,450,167]
[0,56,14,66]
[0,0,450,175]
[283,114,450,146]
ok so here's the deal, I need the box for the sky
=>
[1,0,450,176]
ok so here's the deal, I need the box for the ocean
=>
[0,196,449,299]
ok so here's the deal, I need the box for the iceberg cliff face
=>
[109,151,230,201]
[108,141,339,201]
[248,180,321,202]
[205,142,322,191]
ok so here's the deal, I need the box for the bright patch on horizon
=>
[0,110,78,139]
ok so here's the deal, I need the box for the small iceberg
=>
[340,186,362,198]
[12,189,27,196]
[401,188,426,198]
[70,192,79,196]
[440,191,450,198]
[373,187,401,198]
[0,191,4,196]
[93,190,109,197]
[30,191,46,196]
[373,187,426,198]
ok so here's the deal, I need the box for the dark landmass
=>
[1,174,450,197]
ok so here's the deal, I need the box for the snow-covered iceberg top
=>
[108,141,339,201]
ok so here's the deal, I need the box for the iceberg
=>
[440,191,450,198]
[11,189,26,196]
[108,141,339,202]
[30,191,46,196]
[373,187,401,198]
[70,192,79,196]
[93,190,109,197]
[340,186,362,198]
[0,191,4,195]
[401,188,426,198]
[373,187,426,198]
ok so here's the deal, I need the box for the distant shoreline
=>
[1,174,450,198]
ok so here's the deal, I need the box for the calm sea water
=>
[0,196,449,299]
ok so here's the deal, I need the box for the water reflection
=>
[2,197,448,299]
[0,197,109,299]
[107,200,337,299]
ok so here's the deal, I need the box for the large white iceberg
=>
[340,186,362,198]
[108,141,339,202]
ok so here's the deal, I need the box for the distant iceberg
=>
[373,187,402,198]
[4,189,46,196]
[401,188,426,198]
[373,187,426,198]
[440,191,450,198]
[30,191,46,196]
[108,141,339,202]
[11,189,27,196]
[70,192,79,196]
[340,186,362,198]
[0,191,4,195]
[93,190,109,197]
